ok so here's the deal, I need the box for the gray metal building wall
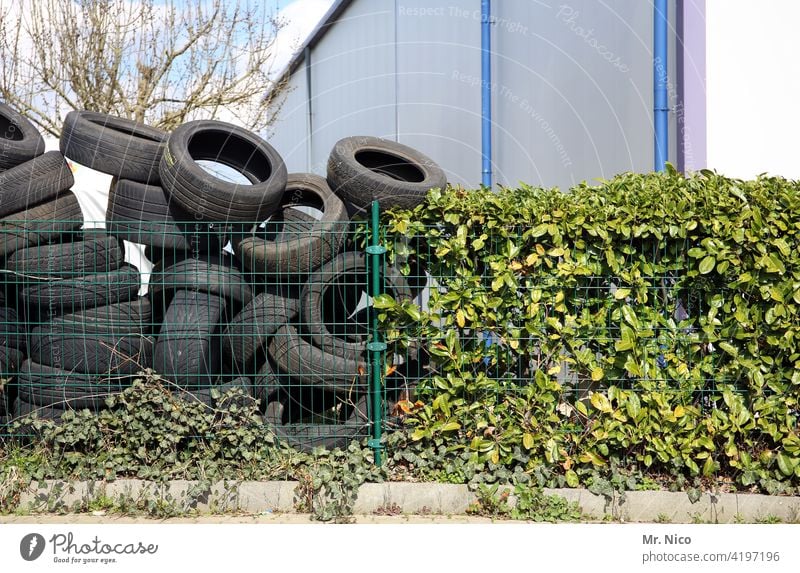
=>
[268,0,678,190]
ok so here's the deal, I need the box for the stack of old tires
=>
[0,102,77,422]
[9,235,148,420]
[0,102,446,451]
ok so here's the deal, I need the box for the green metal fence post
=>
[366,200,386,465]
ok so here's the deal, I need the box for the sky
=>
[271,0,336,74]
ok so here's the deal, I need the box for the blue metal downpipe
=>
[654,0,669,171]
[481,0,492,188]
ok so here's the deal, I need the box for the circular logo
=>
[20,533,46,561]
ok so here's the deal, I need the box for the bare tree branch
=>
[0,0,288,137]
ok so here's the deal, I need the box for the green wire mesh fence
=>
[380,221,741,448]
[0,207,388,458]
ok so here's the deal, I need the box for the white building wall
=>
[308,0,396,172]
[395,0,482,186]
[268,62,311,173]
[270,0,679,189]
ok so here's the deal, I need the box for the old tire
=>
[267,325,367,395]
[0,307,26,351]
[159,119,287,222]
[0,151,75,218]
[153,290,225,390]
[0,192,84,258]
[0,103,46,170]
[235,173,348,276]
[20,264,141,319]
[264,390,369,453]
[5,235,122,279]
[106,178,220,258]
[29,327,153,376]
[300,251,412,353]
[0,346,24,417]
[52,299,152,333]
[14,360,132,410]
[149,255,253,309]
[60,111,167,184]
[221,292,299,375]
[327,136,446,212]
[12,396,69,421]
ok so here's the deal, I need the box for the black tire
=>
[59,111,167,184]
[153,290,225,390]
[264,389,369,453]
[268,325,368,394]
[0,346,24,415]
[327,136,446,212]
[0,103,46,170]
[274,208,320,239]
[0,307,26,351]
[235,173,348,276]
[300,251,412,352]
[159,119,288,222]
[53,299,152,333]
[0,151,75,219]
[14,360,131,409]
[20,264,141,319]
[0,192,84,258]
[0,345,23,373]
[106,178,220,257]
[251,360,280,409]
[12,396,68,421]
[5,235,122,279]
[221,292,298,375]
[149,255,253,309]
[29,324,153,376]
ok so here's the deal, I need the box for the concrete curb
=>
[15,480,800,523]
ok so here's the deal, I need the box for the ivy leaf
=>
[614,288,631,300]
[591,367,604,382]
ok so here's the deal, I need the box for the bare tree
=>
[0,0,288,137]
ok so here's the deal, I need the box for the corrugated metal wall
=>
[269,0,678,190]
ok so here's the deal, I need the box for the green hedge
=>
[379,166,800,493]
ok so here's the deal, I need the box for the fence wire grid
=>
[0,211,394,456]
[1,213,745,456]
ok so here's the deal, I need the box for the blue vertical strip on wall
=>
[481,0,493,188]
[654,0,669,171]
